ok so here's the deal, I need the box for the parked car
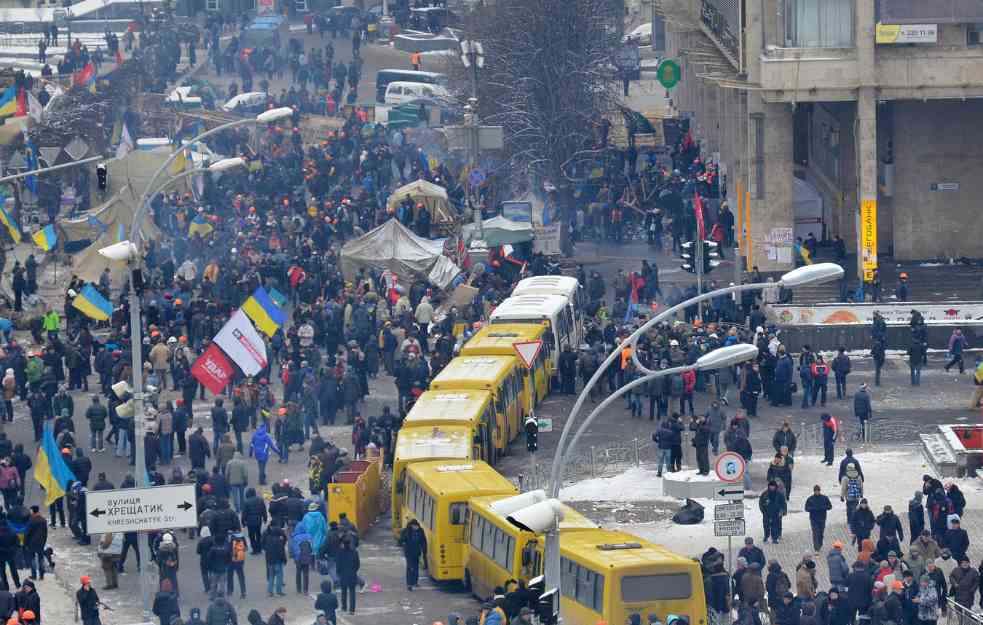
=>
[222,91,270,114]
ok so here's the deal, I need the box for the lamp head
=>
[97,240,138,262]
[696,343,759,370]
[256,107,293,123]
[779,263,844,288]
[208,157,245,172]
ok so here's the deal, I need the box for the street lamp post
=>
[541,263,843,608]
[101,149,255,619]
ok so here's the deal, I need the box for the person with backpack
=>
[840,465,864,525]
[156,532,180,594]
[205,590,237,625]
[227,532,248,599]
[262,523,288,597]
[207,536,232,596]
[0,460,21,512]
[314,580,338,624]
[241,488,268,555]
[290,523,315,596]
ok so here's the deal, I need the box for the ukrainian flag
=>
[188,214,214,238]
[0,86,17,118]
[268,287,287,308]
[34,422,77,506]
[32,224,57,252]
[0,205,21,244]
[242,286,286,337]
[72,284,113,321]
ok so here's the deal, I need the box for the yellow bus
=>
[429,356,528,455]
[403,391,497,467]
[461,324,553,402]
[558,530,708,625]
[402,461,518,582]
[464,491,598,599]
[392,424,473,537]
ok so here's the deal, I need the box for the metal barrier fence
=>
[514,437,661,492]
[794,418,927,450]
[946,598,983,625]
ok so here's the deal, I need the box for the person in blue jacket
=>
[249,423,280,486]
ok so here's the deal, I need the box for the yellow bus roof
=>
[395,424,472,461]
[404,391,492,426]
[461,324,546,356]
[407,460,518,498]
[470,495,600,532]
[560,529,698,569]
[430,356,519,390]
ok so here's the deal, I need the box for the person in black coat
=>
[944,518,970,562]
[838,449,864,482]
[241,488,268,554]
[335,539,360,614]
[759,481,787,543]
[827,587,852,625]
[876,505,904,543]
[847,561,873,622]
[0,588,14,621]
[152,579,180,625]
[0,524,20,591]
[774,592,800,625]
[15,580,40,623]
[188,428,211,471]
[908,492,925,543]
[850,499,876,545]
[397,519,427,590]
[313,580,338,623]
[24,507,47,580]
[76,577,100,625]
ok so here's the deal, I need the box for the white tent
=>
[340,219,460,289]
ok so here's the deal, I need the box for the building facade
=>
[659,0,983,274]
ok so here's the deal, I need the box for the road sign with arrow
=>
[85,483,198,534]
[714,487,745,501]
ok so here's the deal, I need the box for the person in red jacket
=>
[680,369,696,416]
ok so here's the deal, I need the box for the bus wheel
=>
[463,569,473,593]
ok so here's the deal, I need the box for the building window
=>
[785,0,854,48]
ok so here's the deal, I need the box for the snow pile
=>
[560,466,677,502]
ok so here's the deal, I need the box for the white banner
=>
[767,302,983,326]
[214,309,268,375]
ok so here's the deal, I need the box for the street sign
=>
[714,519,746,537]
[714,487,745,501]
[714,501,744,521]
[85,484,198,534]
[537,417,553,433]
[714,451,746,483]
[656,59,681,89]
[513,340,543,369]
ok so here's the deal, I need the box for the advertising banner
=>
[860,199,878,282]
[191,343,234,394]
[214,310,268,376]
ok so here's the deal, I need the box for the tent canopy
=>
[386,178,455,225]
[463,215,533,247]
[340,219,460,289]
[68,186,161,285]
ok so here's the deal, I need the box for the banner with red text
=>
[214,309,268,376]
[191,343,234,394]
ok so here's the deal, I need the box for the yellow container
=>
[327,458,382,535]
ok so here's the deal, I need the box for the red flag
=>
[694,193,706,240]
[14,88,26,117]
[191,343,234,395]
[72,62,95,88]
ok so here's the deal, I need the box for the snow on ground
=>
[559,451,983,560]
[560,466,679,502]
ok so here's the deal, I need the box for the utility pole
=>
[460,39,484,238]
[695,236,704,321]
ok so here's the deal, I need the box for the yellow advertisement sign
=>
[860,199,878,282]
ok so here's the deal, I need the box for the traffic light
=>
[680,240,697,274]
[96,163,108,191]
[702,240,721,274]
[524,416,538,453]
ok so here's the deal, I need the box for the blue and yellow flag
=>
[188,214,214,238]
[241,286,286,337]
[32,224,57,252]
[0,205,21,244]
[0,86,17,118]
[72,284,113,321]
[34,422,77,506]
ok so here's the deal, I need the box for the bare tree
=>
[471,0,622,186]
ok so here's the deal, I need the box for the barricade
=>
[327,457,382,534]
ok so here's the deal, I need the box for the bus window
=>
[397,469,406,494]
[621,573,692,602]
[561,558,605,613]
[450,502,468,525]
[495,392,505,415]
[471,516,483,550]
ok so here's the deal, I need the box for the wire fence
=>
[511,416,926,493]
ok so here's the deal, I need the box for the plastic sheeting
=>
[462,215,534,247]
[385,179,455,226]
[340,219,460,289]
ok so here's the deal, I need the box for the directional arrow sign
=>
[715,487,745,501]
[85,483,198,534]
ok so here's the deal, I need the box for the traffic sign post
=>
[714,519,746,537]
[85,484,198,534]
[514,340,543,457]
[714,501,744,521]
[714,451,747,483]
[714,487,745,501]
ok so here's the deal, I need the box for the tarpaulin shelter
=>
[340,219,460,289]
[385,179,456,233]
[66,186,161,284]
[462,215,534,247]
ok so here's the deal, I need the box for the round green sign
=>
[657,59,681,89]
